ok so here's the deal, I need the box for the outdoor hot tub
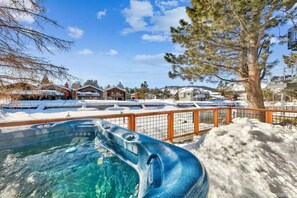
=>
[0,119,208,197]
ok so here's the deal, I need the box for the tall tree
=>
[84,80,99,88]
[139,81,149,99]
[165,0,296,108]
[71,81,82,89]
[117,82,124,89]
[283,52,297,75]
[0,0,73,87]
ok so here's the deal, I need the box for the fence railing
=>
[1,107,296,142]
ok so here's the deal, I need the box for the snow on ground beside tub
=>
[184,118,297,198]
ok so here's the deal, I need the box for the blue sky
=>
[29,0,295,88]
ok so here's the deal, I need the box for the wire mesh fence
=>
[104,117,129,128]
[3,107,297,141]
[271,111,297,129]
[174,112,195,136]
[232,109,266,122]
[218,109,228,126]
[135,114,168,140]
[199,110,215,131]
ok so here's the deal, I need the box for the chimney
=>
[65,82,69,88]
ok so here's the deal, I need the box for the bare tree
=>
[0,0,73,88]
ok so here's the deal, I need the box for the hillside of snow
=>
[184,118,297,198]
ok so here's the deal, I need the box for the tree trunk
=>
[243,40,265,109]
[243,80,265,109]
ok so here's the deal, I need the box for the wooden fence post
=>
[265,110,273,124]
[167,112,174,142]
[194,110,199,135]
[213,109,219,127]
[226,108,232,124]
[128,114,136,131]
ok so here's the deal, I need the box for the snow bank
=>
[186,118,297,198]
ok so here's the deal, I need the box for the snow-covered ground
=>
[182,118,297,198]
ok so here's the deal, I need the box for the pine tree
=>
[283,53,297,75]
[71,81,82,89]
[139,81,149,99]
[117,82,124,89]
[84,80,99,88]
[165,0,296,108]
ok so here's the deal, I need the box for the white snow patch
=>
[184,118,297,198]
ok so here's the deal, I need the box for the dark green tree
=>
[283,53,297,75]
[71,81,82,89]
[163,86,172,99]
[139,81,149,99]
[117,82,124,89]
[165,0,296,108]
[84,80,99,88]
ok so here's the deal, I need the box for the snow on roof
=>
[11,90,64,96]
[178,87,209,94]
[183,117,297,197]
[76,85,103,92]
[41,83,72,91]
[77,92,101,96]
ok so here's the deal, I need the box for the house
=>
[41,82,74,100]
[145,93,157,100]
[178,87,210,101]
[106,87,126,100]
[5,82,75,100]
[5,82,39,100]
[76,85,104,100]
[131,92,140,99]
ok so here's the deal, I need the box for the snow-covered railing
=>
[1,107,297,141]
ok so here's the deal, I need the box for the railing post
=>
[213,109,219,127]
[265,110,273,124]
[128,114,136,131]
[194,110,199,135]
[226,108,232,124]
[167,112,174,142]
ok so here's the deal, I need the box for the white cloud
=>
[141,34,168,42]
[79,49,93,55]
[122,0,153,34]
[151,6,190,32]
[0,0,36,23]
[122,1,190,42]
[155,0,179,12]
[133,53,167,65]
[97,9,106,19]
[68,26,84,39]
[107,49,118,56]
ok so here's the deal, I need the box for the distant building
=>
[106,87,126,100]
[145,93,156,100]
[76,85,104,100]
[131,92,140,99]
[226,81,268,101]
[6,82,75,100]
[41,83,74,100]
[178,87,210,101]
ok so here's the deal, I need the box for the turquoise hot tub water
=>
[0,137,139,197]
[0,119,208,198]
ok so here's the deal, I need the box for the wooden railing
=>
[1,107,296,142]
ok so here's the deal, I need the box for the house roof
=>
[76,85,104,92]
[106,87,126,92]
[41,83,72,91]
